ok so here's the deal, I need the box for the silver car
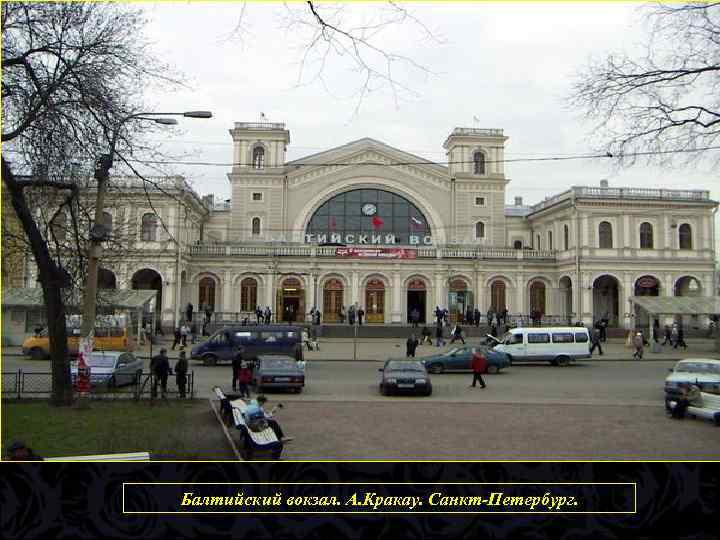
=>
[251,354,305,393]
[71,351,143,387]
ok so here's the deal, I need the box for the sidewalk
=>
[4,337,712,362]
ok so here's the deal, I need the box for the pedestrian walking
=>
[339,305,346,324]
[256,307,263,324]
[406,334,419,357]
[450,324,465,344]
[232,346,245,392]
[190,322,197,344]
[185,302,194,323]
[470,349,487,388]
[150,348,172,401]
[237,359,252,399]
[487,308,495,328]
[632,332,644,360]
[348,305,356,325]
[175,347,188,399]
[473,308,481,327]
[662,325,672,346]
[589,328,603,356]
[180,323,189,347]
[411,308,420,328]
[358,307,365,326]
[652,319,660,343]
[171,327,181,350]
[435,323,446,347]
[421,325,432,345]
[264,306,272,324]
[674,325,687,349]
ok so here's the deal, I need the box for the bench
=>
[44,452,150,461]
[213,386,279,445]
[686,392,720,426]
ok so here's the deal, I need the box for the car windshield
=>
[675,362,720,375]
[263,359,296,369]
[386,361,424,371]
[86,355,116,368]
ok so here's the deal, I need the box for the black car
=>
[378,360,432,396]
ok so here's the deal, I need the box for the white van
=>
[489,327,591,366]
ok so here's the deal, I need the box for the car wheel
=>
[427,363,444,374]
[556,355,570,367]
[487,365,499,375]
[424,387,432,397]
[107,376,116,389]
[30,347,47,360]
[380,384,389,396]
[203,354,218,366]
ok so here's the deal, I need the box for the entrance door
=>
[406,278,427,323]
[365,279,385,323]
[323,278,344,323]
[277,277,305,323]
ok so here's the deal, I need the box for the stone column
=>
[392,271,402,323]
[351,270,360,305]
[475,270,485,311]
[222,270,233,312]
[622,274,634,330]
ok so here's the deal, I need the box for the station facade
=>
[37,122,716,330]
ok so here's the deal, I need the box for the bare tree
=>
[2,2,180,405]
[570,2,720,167]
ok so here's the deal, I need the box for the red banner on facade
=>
[335,247,417,259]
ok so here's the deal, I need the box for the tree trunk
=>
[2,158,73,405]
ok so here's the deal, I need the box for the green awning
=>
[1,288,157,310]
[630,296,720,315]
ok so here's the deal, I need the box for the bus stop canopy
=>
[629,296,720,316]
[1,288,157,310]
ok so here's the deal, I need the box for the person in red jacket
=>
[237,360,252,399]
[470,350,487,389]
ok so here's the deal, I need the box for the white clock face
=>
[361,203,377,216]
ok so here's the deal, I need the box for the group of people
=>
[149,347,188,400]
[338,304,365,325]
[255,306,273,324]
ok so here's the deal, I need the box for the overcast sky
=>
[138,2,718,207]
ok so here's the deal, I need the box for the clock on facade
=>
[361,203,377,216]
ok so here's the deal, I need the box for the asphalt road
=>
[3,352,675,406]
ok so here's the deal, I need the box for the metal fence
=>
[1,371,195,400]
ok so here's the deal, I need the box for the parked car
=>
[251,355,305,393]
[378,360,432,396]
[70,351,143,387]
[191,325,303,366]
[420,345,510,374]
[488,326,591,366]
[664,359,720,405]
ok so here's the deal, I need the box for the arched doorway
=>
[323,278,344,323]
[529,281,546,318]
[634,275,660,327]
[406,277,427,324]
[131,268,162,323]
[674,276,702,328]
[97,268,116,289]
[593,275,619,326]
[365,278,385,324]
[277,276,305,323]
[559,277,572,323]
[448,278,472,323]
[198,276,216,312]
[490,280,506,312]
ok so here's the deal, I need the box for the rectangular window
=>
[474,196,486,206]
[252,192,263,201]
[527,333,550,344]
[552,332,575,343]
[574,332,589,343]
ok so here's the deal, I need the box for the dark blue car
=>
[420,345,510,374]
[191,325,303,366]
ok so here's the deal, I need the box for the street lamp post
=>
[79,111,212,358]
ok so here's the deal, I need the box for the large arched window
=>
[251,217,261,236]
[475,221,485,239]
[473,151,486,175]
[252,146,265,169]
[141,213,158,241]
[599,221,613,248]
[306,188,431,245]
[198,277,216,311]
[563,224,569,250]
[640,222,653,249]
[679,223,692,250]
[240,278,258,311]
